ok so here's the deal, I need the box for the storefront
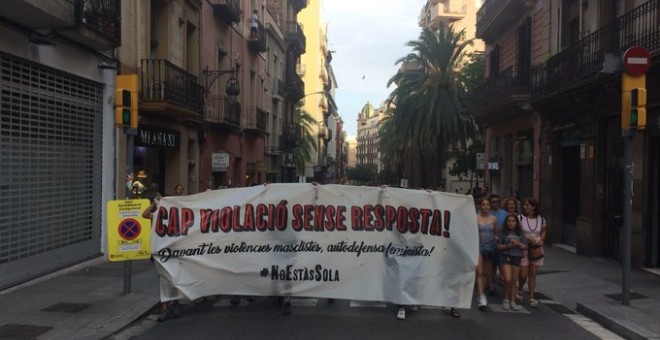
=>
[128,122,198,197]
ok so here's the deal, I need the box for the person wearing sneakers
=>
[518,198,548,308]
[497,214,527,311]
[476,198,499,311]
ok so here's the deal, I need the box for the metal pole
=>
[622,130,634,306]
[124,127,137,294]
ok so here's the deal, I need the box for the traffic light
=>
[629,88,647,130]
[115,74,138,128]
[621,73,646,132]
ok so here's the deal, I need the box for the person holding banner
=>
[476,198,499,310]
[143,193,181,322]
[518,198,547,308]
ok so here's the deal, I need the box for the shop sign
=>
[137,126,180,148]
[212,152,230,172]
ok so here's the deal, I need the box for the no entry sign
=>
[623,46,650,75]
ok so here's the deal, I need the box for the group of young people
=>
[476,192,547,311]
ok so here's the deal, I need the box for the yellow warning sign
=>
[107,199,152,262]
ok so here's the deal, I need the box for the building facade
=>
[419,0,484,54]
[471,0,546,201]
[0,0,120,288]
[532,0,659,267]
[473,0,660,268]
[299,0,338,182]
[116,0,205,196]
[356,102,386,171]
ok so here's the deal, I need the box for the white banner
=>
[151,184,478,308]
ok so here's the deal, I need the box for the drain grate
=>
[41,302,91,313]
[604,292,648,301]
[0,324,52,339]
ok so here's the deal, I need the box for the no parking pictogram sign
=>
[107,199,151,262]
[118,218,141,241]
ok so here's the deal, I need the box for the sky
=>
[321,0,427,137]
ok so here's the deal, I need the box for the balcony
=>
[248,20,268,53]
[470,64,531,125]
[532,0,660,102]
[285,66,305,102]
[280,123,303,151]
[476,0,533,43]
[1,0,120,50]
[285,21,306,54]
[296,63,306,76]
[291,0,308,13]
[206,95,241,129]
[265,145,281,155]
[273,79,285,100]
[420,1,467,28]
[140,59,205,118]
[210,0,241,24]
[245,107,268,134]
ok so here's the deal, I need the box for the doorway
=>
[649,138,660,267]
[604,118,624,259]
[562,145,580,246]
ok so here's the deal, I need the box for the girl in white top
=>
[518,198,547,308]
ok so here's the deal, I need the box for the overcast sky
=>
[321,0,427,137]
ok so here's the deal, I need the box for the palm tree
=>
[291,104,317,178]
[384,23,476,188]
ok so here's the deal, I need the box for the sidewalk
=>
[0,247,659,340]
[540,245,660,340]
[0,257,159,340]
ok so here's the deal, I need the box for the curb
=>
[576,303,660,340]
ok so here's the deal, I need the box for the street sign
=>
[622,46,650,76]
[107,199,152,262]
[476,153,487,170]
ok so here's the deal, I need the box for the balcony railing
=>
[477,0,530,41]
[140,59,204,114]
[207,95,241,127]
[245,107,268,133]
[248,20,268,53]
[532,0,660,99]
[472,64,531,106]
[285,21,306,54]
[291,0,308,13]
[76,0,121,44]
[285,67,305,102]
[280,123,303,150]
[210,0,241,24]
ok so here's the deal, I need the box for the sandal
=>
[449,308,461,318]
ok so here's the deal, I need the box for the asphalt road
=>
[111,293,612,340]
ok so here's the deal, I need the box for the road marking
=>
[565,314,624,339]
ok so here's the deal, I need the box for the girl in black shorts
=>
[497,214,527,311]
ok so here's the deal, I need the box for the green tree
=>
[448,139,484,188]
[347,164,378,185]
[383,23,477,189]
[291,105,317,177]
